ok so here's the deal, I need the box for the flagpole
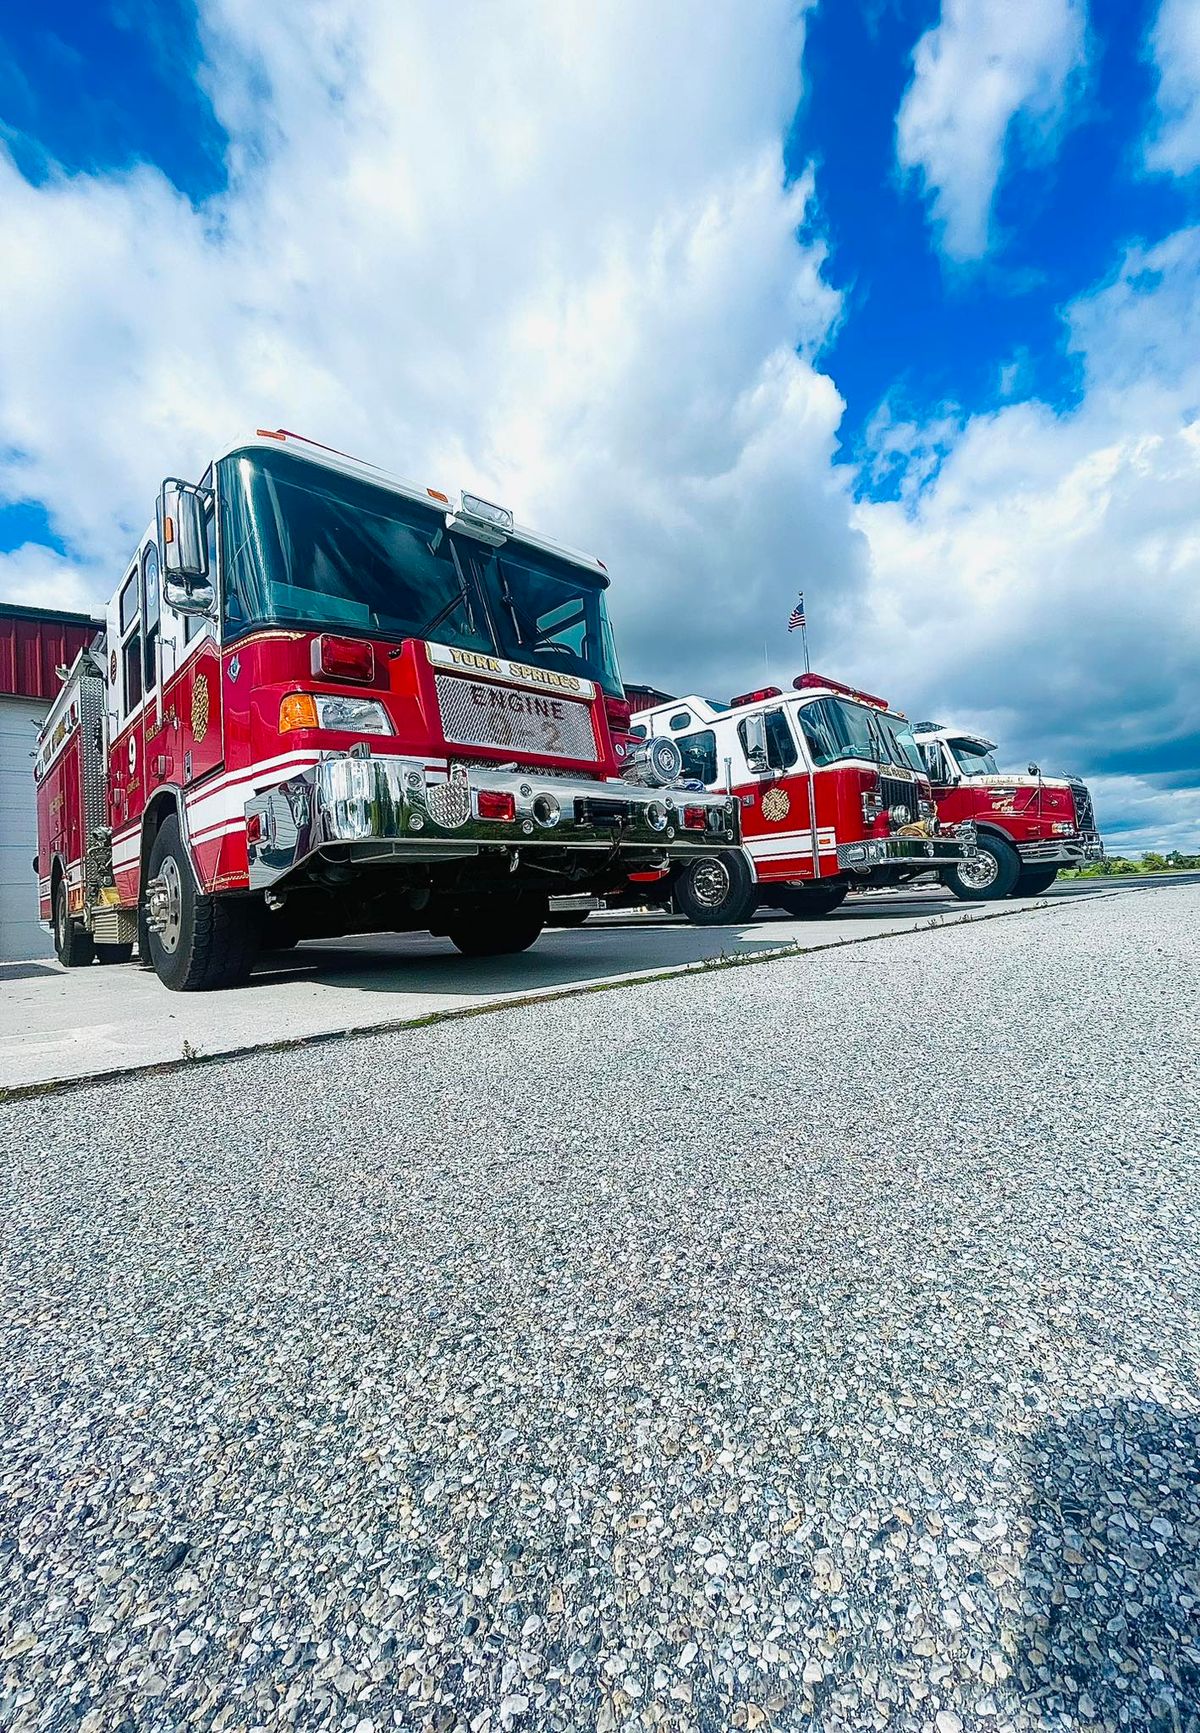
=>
[801,615,810,674]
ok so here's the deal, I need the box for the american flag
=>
[788,593,806,632]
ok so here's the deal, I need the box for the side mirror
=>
[1028,762,1040,777]
[158,478,214,616]
[742,713,770,774]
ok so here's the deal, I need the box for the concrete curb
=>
[0,889,1120,1105]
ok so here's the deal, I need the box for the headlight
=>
[315,695,393,734]
[279,693,394,735]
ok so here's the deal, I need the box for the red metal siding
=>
[0,605,101,703]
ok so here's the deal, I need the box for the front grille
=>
[435,673,598,762]
[1068,778,1096,833]
[880,773,918,822]
[575,797,630,827]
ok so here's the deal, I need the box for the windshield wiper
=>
[494,562,528,646]
[419,533,478,639]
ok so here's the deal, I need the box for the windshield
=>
[950,740,1001,777]
[796,696,926,773]
[218,448,623,694]
[469,542,623,698]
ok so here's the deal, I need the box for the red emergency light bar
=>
[794,671,890,710]
[729,685,782,708]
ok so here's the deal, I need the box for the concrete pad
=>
[0,883,1126,1094]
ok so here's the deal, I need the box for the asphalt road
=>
[2,882,1198,1731]
[1,877,1187,1095]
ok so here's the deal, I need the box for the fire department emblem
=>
[191,674,210,744]
[761,787,790,823]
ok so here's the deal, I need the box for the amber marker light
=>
[279,693,320,732]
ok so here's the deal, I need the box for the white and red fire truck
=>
[33,429,737,989]
[912,722,1103,899]
[628,673,977,922]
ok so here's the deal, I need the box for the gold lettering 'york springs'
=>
[446,644,582,694]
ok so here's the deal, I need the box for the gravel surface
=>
[2,883,1199,1733]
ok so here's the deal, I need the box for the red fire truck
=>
[629,673,977,922]
[912,722,1103,899]
[33,429,737,989]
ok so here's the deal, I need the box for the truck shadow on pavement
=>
[1014,1398,1200,1730]
[247,924,800,998]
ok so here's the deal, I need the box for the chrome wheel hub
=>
[691,857,732,909]
[145,858,183,953]
[958,850,999,890]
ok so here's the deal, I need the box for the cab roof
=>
[211,428,609,581]
[913,722,998,754]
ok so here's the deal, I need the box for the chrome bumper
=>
[1017,835,1104,865]
[245,753,738,890]
[836,824,977,873]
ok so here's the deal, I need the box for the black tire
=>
[144,815,262,991]
[673,851,759,925]
[53,880,94,968]
[548,910,590,928]
[446,896,547,958]
[1013,867,1058,897]
[772,882,849,919]
[95,943,134,965]
[944,831,1021,902]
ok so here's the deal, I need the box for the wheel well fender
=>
[971,821,1019,852]
[140,788,202,892]
[735,844,761,884]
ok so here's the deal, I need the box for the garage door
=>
[0,695,50,961]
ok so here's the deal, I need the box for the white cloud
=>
[0,544,104,615]
[1146,0,1200,176]
[1085,774,1200,855]
[1,1,1199,853]
[896,0,1088,262]
[846,229,1200,850]
[0,0,868,707]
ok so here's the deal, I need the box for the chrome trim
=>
[1016,836,1104,865]
[245,753,739,889]
[835,829,976,873]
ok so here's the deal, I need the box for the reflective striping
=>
[748,830,837,859]
[435,673,598,762]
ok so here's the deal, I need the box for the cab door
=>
[165,483,223,791]
[140,542,179,796]
[734,707,813,880]
[923,740,970,827]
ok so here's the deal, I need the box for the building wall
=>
[0,605,102,963]
[0,694,50,960]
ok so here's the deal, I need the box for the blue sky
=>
[1,0,1199,852]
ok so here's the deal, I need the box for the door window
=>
[921,742,945,782]
[118,567,142,717]
[142,544,161,688]
[739,708,797,773]
[678,729,717,785]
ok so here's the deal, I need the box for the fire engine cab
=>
[913,723,1103,899]
[630,674,977,923]
[33,429,737,989]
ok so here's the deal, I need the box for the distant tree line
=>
[1062,851,1200,877]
